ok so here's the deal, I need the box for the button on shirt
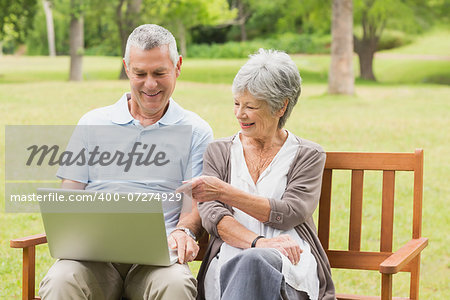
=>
[56,93,213,234]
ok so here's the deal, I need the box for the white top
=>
[204,131,319,300]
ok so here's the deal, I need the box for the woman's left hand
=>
[176,176,227,202]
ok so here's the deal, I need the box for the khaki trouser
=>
[39,259,197,300]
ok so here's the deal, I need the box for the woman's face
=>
[233,92,281,139]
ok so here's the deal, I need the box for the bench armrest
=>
[10,233,47,248]
[379,237,428,274]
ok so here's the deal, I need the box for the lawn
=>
[1,29,449,298]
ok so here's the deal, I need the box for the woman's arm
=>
[185,176,271,222]
[218,215,302,265]
[192,145,326,231]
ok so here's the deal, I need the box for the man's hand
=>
[255,234,302,265]
[168,229,199,264]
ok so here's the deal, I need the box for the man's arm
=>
[61,179,86,190]
[168,124,213,263]
[168,201,202,264]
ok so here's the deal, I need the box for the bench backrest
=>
[318,149,424,297]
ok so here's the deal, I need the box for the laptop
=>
[37,188,178,266]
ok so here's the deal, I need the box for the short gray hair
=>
[124,24,179,69]
[232,48,302,128]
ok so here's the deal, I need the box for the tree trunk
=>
[69,0,84,81]
[354,36,377,81]
[353,7,381,81]
[116,0,143,79]
[42,0,56,56]
[328,0,354,95]
[177,20,187,57]
[356,46,376,80]
[237,0,247,41]
[0,41,3,57]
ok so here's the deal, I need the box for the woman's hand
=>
[177,176,227,202]
[255,234,302,265]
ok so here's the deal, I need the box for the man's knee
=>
[39,260,121,300]
[40,260,88,298]
[125,264,197,300]
[151,264,197,292]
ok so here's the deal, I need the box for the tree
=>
[228,0,252,41]
[162,0,236,57]
[328,0,354,94]
[0,0,38,54]
[69,0,84,81]
[42,0,56,56]
[116,0,144,79]
[353,0,434,81]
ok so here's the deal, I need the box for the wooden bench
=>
[10,149,427,300]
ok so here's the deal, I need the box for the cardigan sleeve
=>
[198,141,234,238]
[264,145,326,231]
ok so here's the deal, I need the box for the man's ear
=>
[123,59,129,76]
[175,56,182,78]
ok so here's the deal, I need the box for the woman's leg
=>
[219,248,284,300]
[219,248,310,300]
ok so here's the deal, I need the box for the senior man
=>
[39,24,213,300]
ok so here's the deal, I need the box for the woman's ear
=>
[277,99,289,117]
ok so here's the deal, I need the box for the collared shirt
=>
[57,92,213,233]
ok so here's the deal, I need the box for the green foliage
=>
[353,0,435,39]
[26,0,71,55]
[229,0,330,41]
[187,33,330,58]
[0,0,38,49]
[376,30,412,51]
[353,28,413,51]
[384,26,450,56]
[83,0,121,56]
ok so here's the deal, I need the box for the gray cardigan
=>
[197,135,336,300]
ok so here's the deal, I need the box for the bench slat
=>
[325,152,415,171]
[337,293,409,300]
[381,170,395,252]
[318,169,333,250]
[412,149,424,238]
[349,170,364,251]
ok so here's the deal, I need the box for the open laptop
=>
[37,188,178,266]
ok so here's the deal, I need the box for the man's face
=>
[124,45,181,118]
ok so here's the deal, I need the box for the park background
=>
[0,0,449,298]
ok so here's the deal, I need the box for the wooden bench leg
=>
[23,246,36,300]
[410,255,421,300]
[381,273,392,300]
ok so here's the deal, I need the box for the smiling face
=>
[124,45,181,121]
[234,92,283,139]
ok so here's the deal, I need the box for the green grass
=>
[1,29,449,298]
[2,51,449,86]
[1,79,449,299]
[380,26,450,56]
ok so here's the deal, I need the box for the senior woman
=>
[181,49,335,300]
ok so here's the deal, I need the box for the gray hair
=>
[232,48,302,128]
[124,24,179,69]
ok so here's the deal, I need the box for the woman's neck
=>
[240,128,287,151]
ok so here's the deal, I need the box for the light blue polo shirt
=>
[57,92,213,233]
